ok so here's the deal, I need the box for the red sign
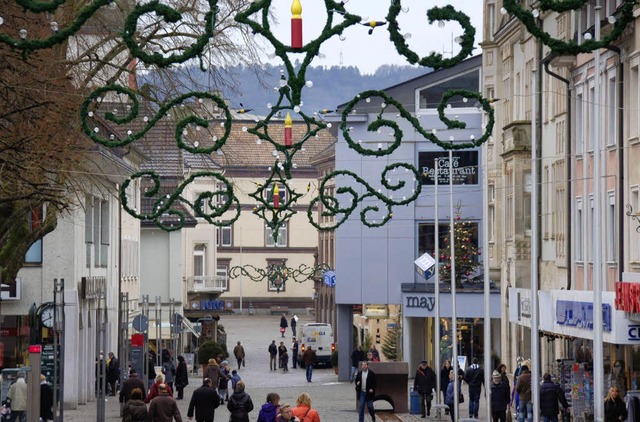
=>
[131,334,144,347]
[28,345,42,353]
[615,281,640,313]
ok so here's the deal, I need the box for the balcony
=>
[184,275,228,293]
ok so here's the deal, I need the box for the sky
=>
[267,1,484,74]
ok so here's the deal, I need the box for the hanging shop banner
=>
[418,151,479,185]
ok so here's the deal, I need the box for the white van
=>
[298,323,334,367]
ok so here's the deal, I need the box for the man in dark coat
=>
[227,381,254,422]
[464,357,485,419]
[148,383,183,422]
[107,352,120,396]
[233,341,245,370]
[291,337,299,369]
[290,315,297,337]
[120,369,147,404]
[414,360,437,418]
[350,346,366,383]
[268,340,278,371]
[355,361,377,422]
[187,378,220,422]
[490,370,511,422]
[40,375,54,422]
[540,373,569,422]
[302,346,317,382]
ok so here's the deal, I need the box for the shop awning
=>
[182,318,200,338]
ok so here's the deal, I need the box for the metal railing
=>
[184,275,227,293]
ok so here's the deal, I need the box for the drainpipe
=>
[608,46,624,281]
[543,56,572,290]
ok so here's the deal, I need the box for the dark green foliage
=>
[381,322,398,361]
[197,340,229,365]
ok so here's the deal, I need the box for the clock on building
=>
[40,304,55,328]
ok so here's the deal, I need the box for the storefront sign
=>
[419,151,478,185]
[323,271,336,287]
[614,281,640,313]
[404,292,501,318]
[556,300,612,332]
[199,299,225,311]
[364,305,389,319]
[627,325,640,341]
[509,288,533,327]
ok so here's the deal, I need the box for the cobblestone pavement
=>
[62,313,490,421]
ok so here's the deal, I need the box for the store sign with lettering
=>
[419,151,478,185]
[405,296,436,311]
[556,300,612,332]
[200,300,225,310]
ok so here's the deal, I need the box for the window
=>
[523,172,532,235]
[607,191,616,261]
[267,259,287,292]
[25,240,42,264]
[85,196,109,268]
[543,166,550,239]
[631,188,640,261]
[588,84,595,152]
[216,262,229,290]
[576,91,584,154]
[217,223,232,247]
[608,73,617,146]
[418,222,480,262]
[266,224,287,247]
[193,244,206,276]
[576,197,583,262]
[630,63,639,139]
[488,183,495,242]
[506,169,514,240]
[588,195,594,262]
[418,70,480,109]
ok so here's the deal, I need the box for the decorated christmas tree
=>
[439,205,482,287]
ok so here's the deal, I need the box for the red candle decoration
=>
[273,184,280,209]
[284,112,293,147]
[291,0,302,49]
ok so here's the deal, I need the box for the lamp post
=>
[53,278,65,422]
[142,295,149,385]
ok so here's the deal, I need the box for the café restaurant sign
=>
[615,281,640,313]
[419,151,478,185]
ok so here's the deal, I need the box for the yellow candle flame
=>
[291,0,302,18]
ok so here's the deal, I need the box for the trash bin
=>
[410,390,422,415]
[248,303,254,315]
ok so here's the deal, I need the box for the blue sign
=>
[555,300,612,332]
[628,325,640,341]
[323,271,336,287]
[200,299,225,310]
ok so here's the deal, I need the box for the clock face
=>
[41,305,55,328]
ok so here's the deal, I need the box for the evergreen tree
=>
[439,206,482,287]
[381,320,398,361]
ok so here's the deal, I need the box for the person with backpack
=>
[464,357,485,419]
[540,373,569,422]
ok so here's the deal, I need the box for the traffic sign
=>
[132,315,148,332]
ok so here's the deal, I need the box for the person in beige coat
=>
[8,372,28,421]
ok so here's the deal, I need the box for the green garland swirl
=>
[229,263,332,292]
[503,0,636,55]
[120,171,240,231]
[340,89,494,152]
[387,2,475,70]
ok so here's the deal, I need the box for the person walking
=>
[350,346,366,383]
[604,386,627,422]
[8,371,27,422]
[218,361,231,404]
[175,355,189,400]
[186,378,220,422]
[148,355,158,390]
[497,364,509,385]
[515,365,532,422]
[414,360,437,418]
[440,360,452,414]
[108,352,120,396]
[278,342,287,369]
[291,338,299,369]
[490,370,511,422]
[121,388,148,422]
[233,341,246,370]
[227,381,254,422]
[40,375,54,422]
[464,357,485,419]
[302,346,317,382]
[145,375,173,403]
[279,314,288,338]
[231,370,241,392]
[292,393,320,422]
[148,383,182,422]
[540,373,569,422]
[203,358,222,388]
[162,356,176,393]
[257,392,280,422]
[268,341,278,371]
[355,361,377,422]
[445,370,456,422]
[290,315,297,337]
[120,369,147,406]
